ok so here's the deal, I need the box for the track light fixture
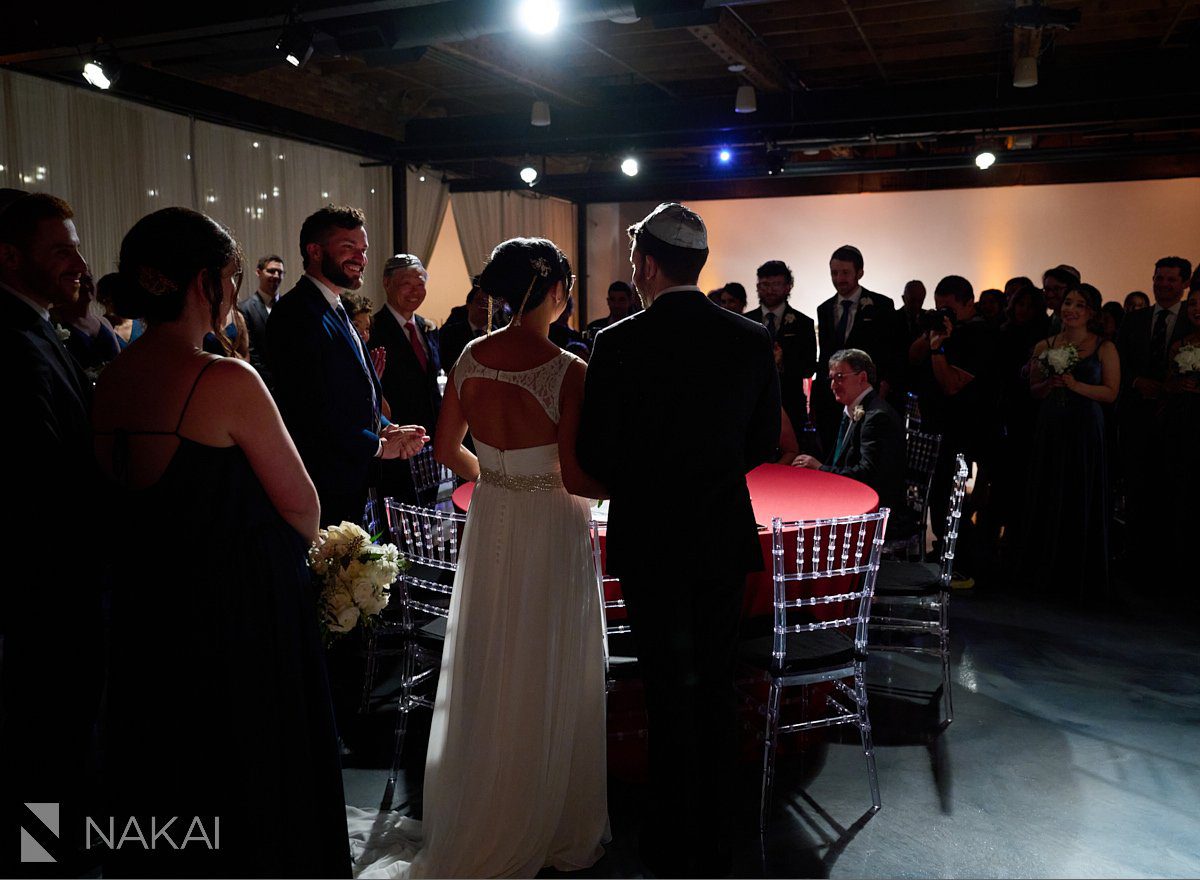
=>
[82,55,121,90]
[620,156,639,177]
[734,85,757,114]
[531,100,551,127]
[276,15,314,68]
[975,150,997,170]
[520,165,539,186]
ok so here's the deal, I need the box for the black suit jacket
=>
[369,306,442,503]
[238,292,272,389]
[812,289,897,445]
[437,317,483,372]
[266,276,388,526]
[745,303,816,433]
[1117,302,1194,401]
[821,389,914,536]
[1,288,102,796]
[579,289,781,578]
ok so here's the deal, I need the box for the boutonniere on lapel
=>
[851,405,866,423]
[783,313,796,326]
[54,323,71,342]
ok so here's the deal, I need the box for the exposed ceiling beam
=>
[840,0,889,84]
[427,37,594,107]
[687,7,794,92]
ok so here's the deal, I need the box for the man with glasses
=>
[745,259,817,441]
[793,349,913,536]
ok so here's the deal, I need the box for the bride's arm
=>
[433,372,480,481]
[559,361,609,500]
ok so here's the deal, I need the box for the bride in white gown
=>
[347,237,611,879]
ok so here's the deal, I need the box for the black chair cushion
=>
[739,628,856,674]
[874,561,942,596]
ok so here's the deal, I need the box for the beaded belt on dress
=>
[477,468,563,492]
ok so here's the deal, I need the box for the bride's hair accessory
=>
[530,257,551,277]
[137,265,177,296]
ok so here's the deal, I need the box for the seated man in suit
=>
[793,348,915,538]
[745,259,817,435]
[239,254,285,388]
[438,283,487,370]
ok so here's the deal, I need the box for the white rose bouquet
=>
[1039,343,1080,376]
[308,520,407,643]
[1175,343,1200,377]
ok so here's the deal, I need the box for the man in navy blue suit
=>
[267,205,427,529]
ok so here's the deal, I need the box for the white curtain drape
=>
[450,190,577,278]
[406,165,448,266]
[0,68,391,303]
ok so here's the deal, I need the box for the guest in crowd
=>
[579,202,779,877]
[239,253,285,388]
[890,279,928,403]
[910,274,1001,582]
[342,291,374,343]
[91,206,350,876]
[202,301,250,360]
[1020,283,1119,601]
[811,245,897,452]
[792,348,915,538]
[549,288,585,351]
[993,283,1049,558]
[1116,256,1194,578]
[369,253,442,507]
[978,288,1006,326]
[96,273,142,348]
[1100,301,1124,341]
[439,282,504,369]
[745,259,816,436]
[719,281,747,314]
[0,190,103,871]
[1042,265,1078,333]
[1123,290,1151,312]
[706,287,724,304]
[584,279,634,342]
[1160,284,1200,576]
[51,271,121,370]
[1003,275,1035,305]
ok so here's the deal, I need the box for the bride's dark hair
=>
[476,237,571,321]
[99,207,242,350]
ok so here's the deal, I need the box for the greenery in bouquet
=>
[1038,342,1080,376]
[309,520,407,643]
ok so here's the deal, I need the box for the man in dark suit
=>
[238,253,284,388]
[1116,255,1194,564]
[583,280,634,344]
[267,205,426,527]
[811,245,897,452]
[0,190,103,870]
[578,203,780,876]
[745,258,816,439]
[369,253,443,505]
[792,348,916,539]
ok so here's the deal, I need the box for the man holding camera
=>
[908,275,1001,583]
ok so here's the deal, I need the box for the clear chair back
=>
[408,446,458,506]
[937,454,970,587]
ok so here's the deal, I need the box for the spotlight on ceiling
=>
[520,165,539,186]
[531,100,551,127]
[1013,55,1038,88]
[975,150,997,170]
[620,156,639,177]
[718,148,732,164]
[734,85,757,114]
[276,17,314,68]
[82,60,116,90]
[517,0,561,36]
[765,148,787,176]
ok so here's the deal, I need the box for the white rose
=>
[1046,348,1070,373]
[328,604,360,634]
[351,578,375,606]
[360,591,389,616]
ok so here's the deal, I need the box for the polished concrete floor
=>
[343,590,1200,878]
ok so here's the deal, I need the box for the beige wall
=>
[437,178,1199,326]
[582,178,1200,321]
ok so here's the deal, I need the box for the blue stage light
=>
[718,149,732,163]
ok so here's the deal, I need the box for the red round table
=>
[452,463,879,617]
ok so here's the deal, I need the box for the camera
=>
[919,307,957,333]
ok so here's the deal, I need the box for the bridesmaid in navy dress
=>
[1019,284,1121,602]
[93,208,349,877]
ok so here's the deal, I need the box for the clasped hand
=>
[380,424,428,460]
[791,454,821,469]
[1047,373,1078,392]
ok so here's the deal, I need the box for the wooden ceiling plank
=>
[686,7,795,92]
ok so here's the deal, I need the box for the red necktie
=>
[406,321,428,372]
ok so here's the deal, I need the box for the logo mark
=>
[21,802,59,863]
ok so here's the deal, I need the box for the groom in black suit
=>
[0,190,103,869]
[579,203,780,876]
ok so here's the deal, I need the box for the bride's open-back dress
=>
[347,341,609,879]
